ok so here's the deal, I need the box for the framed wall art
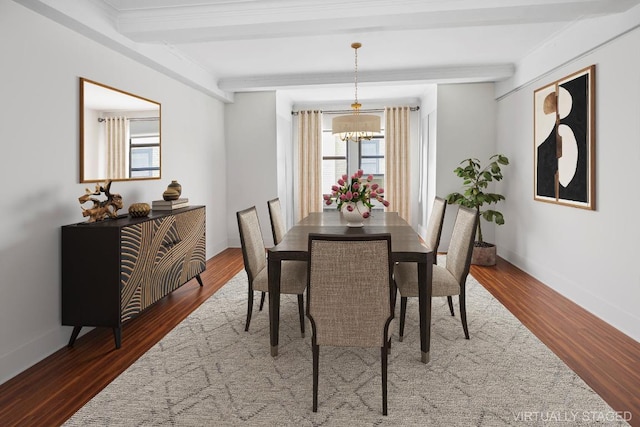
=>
[533,65,595,210]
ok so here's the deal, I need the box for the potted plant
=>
[446,154,509,266]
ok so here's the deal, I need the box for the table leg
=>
[417,253,434,363]
[268,255,282,357]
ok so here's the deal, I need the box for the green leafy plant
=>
[446,154,509,245]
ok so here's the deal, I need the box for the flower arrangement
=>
[323,169,389,218]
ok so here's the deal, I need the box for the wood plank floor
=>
[0,250,638,426]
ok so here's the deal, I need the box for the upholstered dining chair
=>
[392,196,447,338]
[307,233,394,415]
[236,206,306,336]
[262,197,303,311]
[267,197,287,246]
[394,205,477,340]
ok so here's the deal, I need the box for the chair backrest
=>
[236,206,266,284]
[307,233,394,348]
[446,206,478,284]
[425,196,447,253]
[267,197,287,245]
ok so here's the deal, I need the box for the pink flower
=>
[367,174,374,181]
[325,199,333,205]
[383,200,390,207]
[371,183,379,190]
[357,169,364,177]
[332,185,339,191]
[337,179,345,186]
[352,182,360,190]
[323,194,330,200]
[377,188,384,194]
[340,194,347,201]
[342,174,348,181]
[345,191,353,200]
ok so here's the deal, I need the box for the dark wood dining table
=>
[267,211,434,363]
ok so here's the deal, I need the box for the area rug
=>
[64,268,627,426]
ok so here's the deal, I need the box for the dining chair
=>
[236,206,306,336]
[307,233,394,415]
[392,196,447,338]
[267,197,287,246]
[263,197,307,312]
[394,205,477,340]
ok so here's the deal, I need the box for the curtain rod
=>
[98,117,159,122]
[291,106,419,115]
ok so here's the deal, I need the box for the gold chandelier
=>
[332,42,381,143]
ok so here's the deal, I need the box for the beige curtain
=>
[385,106,411,222]
[297,110,323,221]
[105,116,129,179]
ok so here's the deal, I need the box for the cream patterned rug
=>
[65,269,627,426]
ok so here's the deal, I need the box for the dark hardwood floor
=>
[0,250,638,426]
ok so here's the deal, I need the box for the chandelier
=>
[332,42,381,143]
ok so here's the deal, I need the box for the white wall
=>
[225,91,278,247]
[0,1,227,384]
[435,83,498,250]
[275,93,295,232]
[496,26,640,341]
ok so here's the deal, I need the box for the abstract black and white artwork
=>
[534,65,595,210]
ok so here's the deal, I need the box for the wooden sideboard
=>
[62,206,206,348]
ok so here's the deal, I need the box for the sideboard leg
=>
[113,327,122,349]
[195,274,204,287]
[67,326,82,347]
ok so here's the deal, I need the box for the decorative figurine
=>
[128,202,151,218]
[79,180,123,222]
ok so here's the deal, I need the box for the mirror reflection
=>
[80,78,161,182]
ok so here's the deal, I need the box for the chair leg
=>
[447,296,455,316]
[245,289,254,332]
[259,292,266,311]
[312,343,319,412]
[381,346,388,416]
[298,294,305,338]
[399,296,407,342]
[390,280,398,315]
[459,294,469,339]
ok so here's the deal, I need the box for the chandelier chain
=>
[353,44,358,108]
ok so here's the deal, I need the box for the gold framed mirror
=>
[80,78,161,183]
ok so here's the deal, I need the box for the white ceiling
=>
[18,0,640,103]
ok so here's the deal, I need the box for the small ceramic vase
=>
[167,180,182,196]
[128,202,151,218]
[162,188,180,201]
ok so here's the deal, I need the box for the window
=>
[321,130,348,195]
[321,112,385,208]
[359,135,385,189]
[129,135,160,178]
[128,119,160,178]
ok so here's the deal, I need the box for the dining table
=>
[267,210,434,363]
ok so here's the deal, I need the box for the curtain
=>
[105,116,129,179]
[385,106,411,222]
[297,110,323,221]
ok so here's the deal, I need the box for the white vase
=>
[341,201,369,227]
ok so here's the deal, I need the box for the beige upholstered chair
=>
[236,206,306,336]
[394,206,478,340]
[267,197,287,246]
[307,233,394,415]
[425,196,447,264]
[263,197,305,311]
[393,197,447,337]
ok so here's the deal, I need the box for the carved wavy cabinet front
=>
[62,206,206,348]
